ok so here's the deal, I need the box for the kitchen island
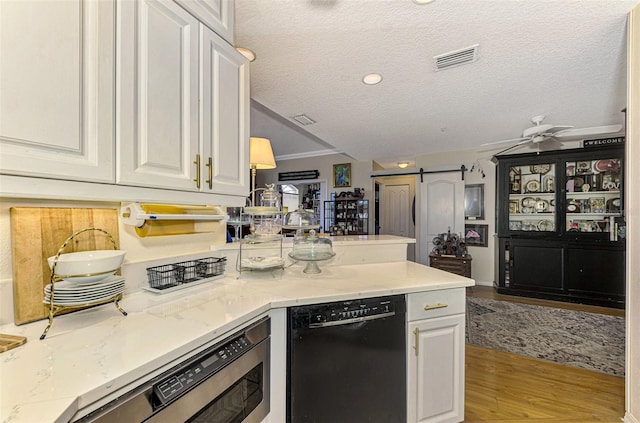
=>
[0,260,473,423]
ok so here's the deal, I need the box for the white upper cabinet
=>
[0,0,247,204]
[117,0,200,191]
[0,0,115,182]
[201,25,250,196]
[175,0,234,43]
[117,0,248,196]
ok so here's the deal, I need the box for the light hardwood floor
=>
[464,286,625,423]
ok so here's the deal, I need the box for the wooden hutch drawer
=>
[429,254,472,278]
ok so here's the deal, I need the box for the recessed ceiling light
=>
[236,47,256,62]
[412,0,435,4]
[362,73,383,85]
[398,162,409,169]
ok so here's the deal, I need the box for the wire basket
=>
[175,260,200,283]
[146,256,227,290]
[196,257,227,278]
[146,264,182,290]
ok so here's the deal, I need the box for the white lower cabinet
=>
[407,289,465,423]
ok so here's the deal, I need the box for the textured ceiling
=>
[235,0,637,169]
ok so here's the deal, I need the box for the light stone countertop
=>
[0,260,472,423]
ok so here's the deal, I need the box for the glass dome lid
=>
[289,230,335,274]
[283,205,320,229]
[290,230,334,259]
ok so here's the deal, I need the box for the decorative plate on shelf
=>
[530,164,551,174]
[573,177,584,189]
[606,198,621,213]
[525,180,540,193]
[509,200,519,214]
[542,175,555,192]
[576,161,592,174]
[566,202,580,213]
[521,197,537,208]
[537,220,554,231]
[534,199,549,212]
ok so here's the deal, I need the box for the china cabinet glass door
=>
[564,157,622,234]
[507,163,556,232]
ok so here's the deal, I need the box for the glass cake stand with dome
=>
[283,205,321,238]
[288,230,335,274]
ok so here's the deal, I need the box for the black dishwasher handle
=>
[308,311,396,328]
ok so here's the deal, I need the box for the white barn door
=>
[417,175,464,265]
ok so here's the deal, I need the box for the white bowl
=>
[48,250,126,284]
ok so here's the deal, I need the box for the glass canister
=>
[260,183,281,209]
[243,206,282,238]
[243,184,284,239]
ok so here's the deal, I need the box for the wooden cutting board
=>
[0,334,27,352]
[9,208,120,325]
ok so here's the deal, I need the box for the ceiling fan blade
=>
[536,139,564,151]
[546,125,574,133]
[480,137,527,146]
[492,142,528,157]
[554,124,623,139]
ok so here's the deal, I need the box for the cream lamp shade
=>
[249,137,276,205]
[250,137,276,169]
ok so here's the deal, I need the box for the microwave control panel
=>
[153,335,250,405]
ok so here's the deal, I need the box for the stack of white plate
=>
[43,275,125,306]
[241,256,285,270]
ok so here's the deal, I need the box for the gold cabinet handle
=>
[413,328,419,356]
[205,156,212,190]
[193,154,201,189]
[424,303,448,311]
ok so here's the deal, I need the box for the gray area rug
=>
[466,297,625,377]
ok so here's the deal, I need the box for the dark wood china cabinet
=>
[495,144,626,308]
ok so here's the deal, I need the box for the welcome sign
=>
[583,137,625,148]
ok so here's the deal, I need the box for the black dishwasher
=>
[287,295,406,423]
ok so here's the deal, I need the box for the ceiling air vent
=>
[433,44,479,71]
[291,114,316,125]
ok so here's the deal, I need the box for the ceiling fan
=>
[482,115,623,156]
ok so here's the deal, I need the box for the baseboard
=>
[473,279,494,287]
[625,412,639,423]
